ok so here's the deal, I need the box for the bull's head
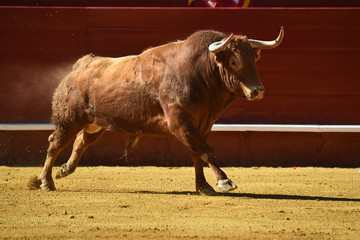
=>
[209,27,284,100]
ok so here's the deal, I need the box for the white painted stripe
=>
[211,124,360,133]
[0,123,55,131]
[1,123,360,133]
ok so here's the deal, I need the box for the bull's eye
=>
[229,56,241,70]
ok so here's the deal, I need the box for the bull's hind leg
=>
[38,126,81,191]
[56,128,105,179]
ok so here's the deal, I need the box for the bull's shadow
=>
[68,189,360,202]
[132,190,360,202]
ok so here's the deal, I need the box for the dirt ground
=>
[0,166,359,239]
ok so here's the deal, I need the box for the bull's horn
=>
[209,33,234,53]
[249,26,284,49]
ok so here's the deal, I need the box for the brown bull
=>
[29,27,284,195]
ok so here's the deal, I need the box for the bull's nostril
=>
[251,90,258,98]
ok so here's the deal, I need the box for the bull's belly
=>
[93,114,171,137]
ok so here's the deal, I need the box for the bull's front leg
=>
[198,144,237,194]
[192,153,217,195]
[168,113,237,194]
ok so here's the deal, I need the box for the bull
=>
[29,27,284,195]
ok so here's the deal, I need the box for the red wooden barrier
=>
[1,0,359,7]
[0,0,188,7]
[0,7,360,166]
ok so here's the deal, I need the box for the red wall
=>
[1,7,360,167]
[1,0,359,7]
[0,0,189,7]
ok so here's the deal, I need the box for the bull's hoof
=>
[40,179,56,191]
[56,163,70,179]
[217,179,237,192]
[28,175,56,191]
[196,183,218,196]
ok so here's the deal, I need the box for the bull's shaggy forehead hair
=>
[229,36,251,53]
[229,36,261,61]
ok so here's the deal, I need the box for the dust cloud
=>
[0,60,75,122]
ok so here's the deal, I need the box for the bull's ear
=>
[213,51,225,65]
[254,48,261,62]
[208,33,234,54]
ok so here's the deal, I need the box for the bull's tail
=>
[120,136,140,165]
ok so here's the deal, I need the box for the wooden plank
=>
[0,8,85,30]
[0,8,87,56]
[257,51,360,72]
[254,0,360,7]
[219,95,360,124]
[1,131,359,167]
[86,27,360,54]
[0,0,188,7]
[260,71,360,96]
[84,8,360,41]
[1,0,359,7]
[84,8,360,81]
[85,8,360,29]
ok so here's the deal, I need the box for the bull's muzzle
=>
[240,83,264,101]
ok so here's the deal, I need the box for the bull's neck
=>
[202,54,237,123]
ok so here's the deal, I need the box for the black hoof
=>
[196,183,218,196]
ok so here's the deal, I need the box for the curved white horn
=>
[249,26,284,49]
[209,33,234,53]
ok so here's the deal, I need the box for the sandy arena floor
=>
[0,166,359,239]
